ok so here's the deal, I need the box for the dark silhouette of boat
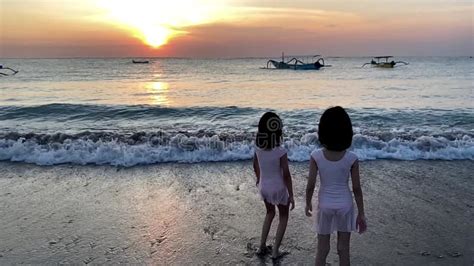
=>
[265,53,330,70]
[132,60,150,64]
[361,56,408,68]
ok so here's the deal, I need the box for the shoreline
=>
[0,160,472,264]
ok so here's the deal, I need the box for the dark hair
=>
[318,106,353,151]
[255,112,283,149]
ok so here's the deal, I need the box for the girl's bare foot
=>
[256,245,272,257]
[271,250,289,261]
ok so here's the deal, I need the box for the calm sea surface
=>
[0,57,472,165]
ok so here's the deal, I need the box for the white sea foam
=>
[0,133,472,166]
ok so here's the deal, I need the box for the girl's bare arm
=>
[350,160,365,216]
[280,154,295,209]
[305,157,318,216]
[253,152,260,185]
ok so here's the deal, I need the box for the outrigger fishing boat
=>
[361,56,408,68]
[0,65,19,76]
[132,60,150,64]
[265,53,330,70]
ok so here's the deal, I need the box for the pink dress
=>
[256,146,289,206]
[311,149,358,234]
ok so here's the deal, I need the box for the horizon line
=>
[1,55,472,60]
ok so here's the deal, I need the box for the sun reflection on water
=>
[146,82,170,105]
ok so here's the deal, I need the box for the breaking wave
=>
[0,131,472,166]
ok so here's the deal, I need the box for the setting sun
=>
[97,0,227,48]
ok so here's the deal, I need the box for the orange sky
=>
[0,0,472,58]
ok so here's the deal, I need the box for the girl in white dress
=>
[253,112,295,260]
[305,106,367,266]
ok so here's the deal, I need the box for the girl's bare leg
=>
[316,234,330,266]
[259,200,275,252]
[337,232,351,266]
[272,203,289,258]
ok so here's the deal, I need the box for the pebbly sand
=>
[0,160,472,265]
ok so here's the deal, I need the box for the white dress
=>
[256,146,289,206]
[311,149,358,234]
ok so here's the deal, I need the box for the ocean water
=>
[0,57,472,166]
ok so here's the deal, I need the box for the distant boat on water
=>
[132,60,150,64]
[264,53,330,70]
[361,56,408,68]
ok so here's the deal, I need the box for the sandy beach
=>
[0,160,472,265]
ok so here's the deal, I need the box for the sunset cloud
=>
[0,0,472,57]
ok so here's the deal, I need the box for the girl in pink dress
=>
[305,106,367,266]
[253,112,295,260]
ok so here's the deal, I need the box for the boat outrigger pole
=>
[0,65,19,76]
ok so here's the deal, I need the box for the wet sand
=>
[0,160,472,265]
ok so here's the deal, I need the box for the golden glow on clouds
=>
[97,0,228,48]
[1,0,472,57]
